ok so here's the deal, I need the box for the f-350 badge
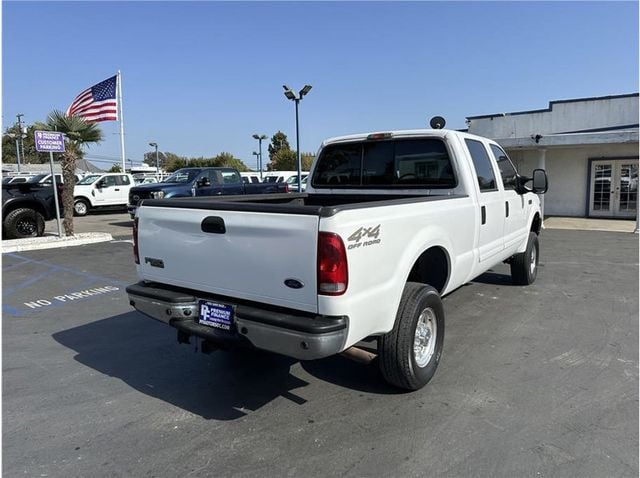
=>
[347,224,381,250]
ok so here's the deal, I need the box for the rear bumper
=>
[126,281,348,360]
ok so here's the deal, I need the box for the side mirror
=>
[96,180,105,188]
[531,169,548,194]
[197,177,211,188]
[517,169,548,195]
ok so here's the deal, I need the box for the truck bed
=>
[141,192,467,217]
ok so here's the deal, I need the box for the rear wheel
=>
[73,198,90,217]
[510,232,539,285]
[379,282,445,391]
[3,208,45,239]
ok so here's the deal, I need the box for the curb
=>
[2,232,114,253]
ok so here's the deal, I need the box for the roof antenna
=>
[430,116,446,129]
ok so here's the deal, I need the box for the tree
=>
[268,150,315,171]
[163,152,250,173]
[143,150,182,170]
[108,164,122,172]
[2,124,51,165]
[268,131,291,162]
[44,111,103,236]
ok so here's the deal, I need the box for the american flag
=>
[66,75,118,122]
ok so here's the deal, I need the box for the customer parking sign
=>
[34,131,65,153]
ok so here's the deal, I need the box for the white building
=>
[466,93,638,219]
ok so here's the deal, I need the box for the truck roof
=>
[321,128,489,146]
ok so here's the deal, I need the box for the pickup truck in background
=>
[127,128,548,390]
[2,181,63,239]
[73,173,136,217]
[127,167,289,218]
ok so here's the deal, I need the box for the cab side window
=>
[490,144,518,190]
[465,139,497,191]
[221,171,241,184]
[116,175,131,186]
[102,176,118,187]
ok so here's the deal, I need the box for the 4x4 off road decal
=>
[347,224,381,250]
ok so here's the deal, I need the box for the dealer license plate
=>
[198,300,234,331]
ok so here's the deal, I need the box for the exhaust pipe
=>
[340,346,377,364]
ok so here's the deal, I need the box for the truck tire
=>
[510,232,539,285]
[74,198,90,217]
[3,208,45,239]
[379,282,445,391]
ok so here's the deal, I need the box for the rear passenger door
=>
[465,138,504,262]
[490,144,528,252]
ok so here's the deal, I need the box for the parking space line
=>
[3,253,130,287]
[2,270,56,297]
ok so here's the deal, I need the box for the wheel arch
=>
[3,200,47,220]
[530,212,542,235]
[406,245,451,295]
[74,195,92,205]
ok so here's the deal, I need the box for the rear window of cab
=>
[312,138,456,189]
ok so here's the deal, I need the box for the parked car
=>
[262,171,308,183]
[127,167,289,219]
[2,181,63,239]
[73,173,135,216]
[285,174,308,192]
[126,127,548,390]
[240,172,262,184]
[2,176,31,184]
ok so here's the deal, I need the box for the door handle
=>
[115,188,120,191]
[481,206,486,225]
[201,216,226,234]
[505,201,509,217]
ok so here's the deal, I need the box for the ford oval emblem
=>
[284,279,304,289]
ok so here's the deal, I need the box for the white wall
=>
[469,95,639,139]
[508,144,639,217]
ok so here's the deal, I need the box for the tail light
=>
[317,232,348,296]
[133,217,140,264]
[284,183,289,193]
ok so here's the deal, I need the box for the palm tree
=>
[44,111,103,236]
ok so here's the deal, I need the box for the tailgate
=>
[137,205,319,313]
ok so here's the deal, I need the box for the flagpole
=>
[117,70,126,172]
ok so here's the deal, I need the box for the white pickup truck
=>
[73,173,135,216]
[127,128,548,390]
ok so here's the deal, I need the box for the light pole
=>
[149,142,159,178]
[7,132,21,172]
[252,134,268,180]
[252,151,260,172]
[8,114,27,173]
[283,84,312,192]
[16,114,25,172]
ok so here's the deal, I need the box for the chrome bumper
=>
[126,283,348,361]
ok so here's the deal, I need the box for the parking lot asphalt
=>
[44,211,133,239]
[2,229,638,477]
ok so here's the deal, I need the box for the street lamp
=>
[282,84,312,192]
[252,151,260,172]
[252,134,268,180]
[149,142,159,178]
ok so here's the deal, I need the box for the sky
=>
[2,1,639,171]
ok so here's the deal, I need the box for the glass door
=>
[590,160,638,218]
